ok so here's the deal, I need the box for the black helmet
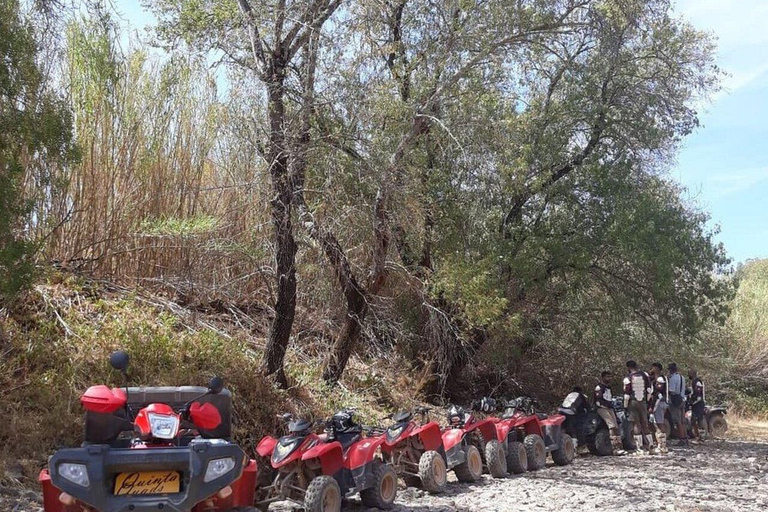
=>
[447,405,466,426]
[331,409,359,433]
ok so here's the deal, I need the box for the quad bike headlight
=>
[204,457,236,483]
[148,412,180,439]
[58,463,90,487]
[386,424,406,443]
[272,438,300,464]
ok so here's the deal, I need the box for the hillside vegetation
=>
[0,0,762,488]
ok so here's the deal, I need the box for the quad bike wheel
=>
[523,434,546,471]
[709,414,728,438]
[360,461,398,509]
[484,439,507,478]
[304,475,342,512]
[506,441,528,474]
[594,429,613,456]
[418,450,447,493]
[454,444,483,482]
[551,434,575,466]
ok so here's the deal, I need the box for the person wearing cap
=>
[667,363,688,447]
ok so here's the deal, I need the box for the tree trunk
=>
[322,285,367,384]
[262,58,296,388]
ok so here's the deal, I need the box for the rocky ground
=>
[4,439,767,512]
[350,439,768,512]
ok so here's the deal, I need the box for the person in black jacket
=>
[594,371,626,455]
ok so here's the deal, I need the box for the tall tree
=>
[150,0,343,387]
[315,0,590,384]
[0,0,75,302]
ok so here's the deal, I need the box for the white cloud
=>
[705,167,768,196]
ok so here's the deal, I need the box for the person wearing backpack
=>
[667,363,688,447]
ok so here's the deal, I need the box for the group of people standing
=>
[591,360,707,456]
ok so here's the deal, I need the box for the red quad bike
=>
[379,406,447,493]
[255,408,397,512]
[494,397,575,471]
[39,350,257,512]
[471,398,528,475]
[440,405,507,482]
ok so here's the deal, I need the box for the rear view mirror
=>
[109,350,130,372]
[208,376,224,394]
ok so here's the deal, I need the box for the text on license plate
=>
[114,470,181,495]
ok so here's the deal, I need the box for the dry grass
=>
[0,272,419,485]
[727,415,768,442]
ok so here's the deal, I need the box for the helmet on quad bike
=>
[447,405,471,426]
[330,409,361,434]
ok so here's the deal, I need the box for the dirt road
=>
[356,439,768,512]
[4,439,767,512]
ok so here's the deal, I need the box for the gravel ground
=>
[347,439,768,512]
[4,439,767,512]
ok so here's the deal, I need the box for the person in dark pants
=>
[648,362,669,454]
[667,363,688,447]
[689,369,707,443]
[594,371,626,455]
[623,360,656,454]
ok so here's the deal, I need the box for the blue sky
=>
[117,1,767,264]
[675,0,768,264]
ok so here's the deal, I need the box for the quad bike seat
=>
[536,413,549,420]
[394,411,413,423]
[335,431,362,450]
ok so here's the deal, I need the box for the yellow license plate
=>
[114,470,181,495]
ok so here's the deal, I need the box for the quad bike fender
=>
[472,418,499,445]
[539,414,565,427]
[256,436,278,458]
[192,459,258,511]
[40,469,86,512]
[413,421,443,452]
[344,436,385,471]
[302,441,344,476]
[515,416,543,437]
[708,406,727,415]
[441,428,466,452]
[541,420,564,448]
[495,421,514,443]
[495,422,509,440]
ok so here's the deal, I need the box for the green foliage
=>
[431,256,508,327]
[0,0,76,301]
[730,259,768,346]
